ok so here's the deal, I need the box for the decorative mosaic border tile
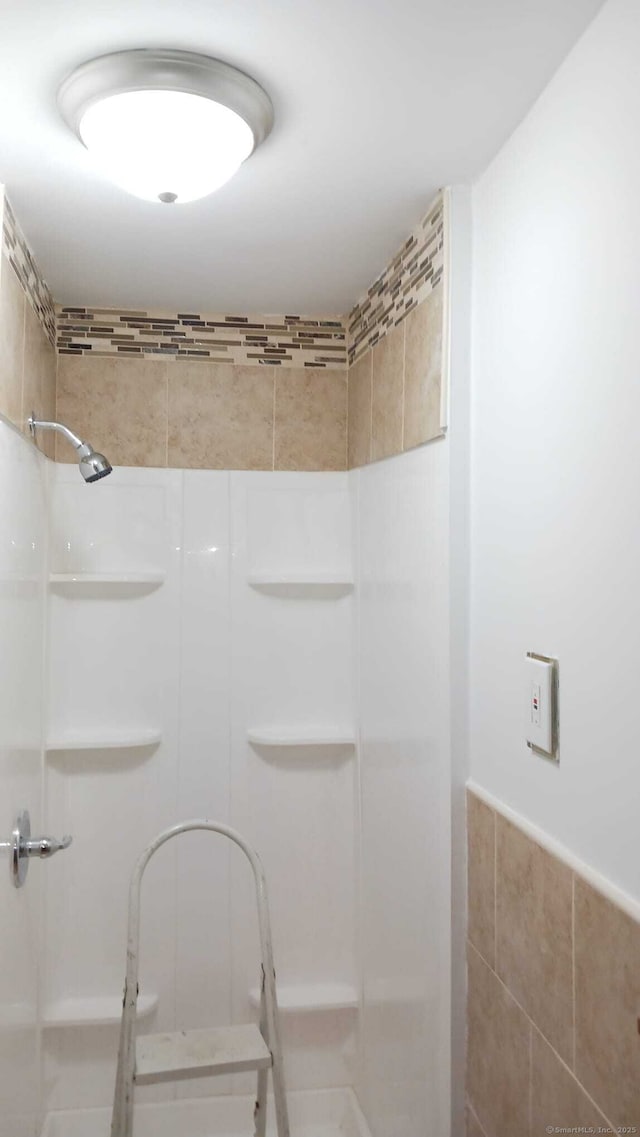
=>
[347,192,445,365]
[56,306,347,369]
[1,196,56,346]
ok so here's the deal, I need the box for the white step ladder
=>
[110,820,290,1137]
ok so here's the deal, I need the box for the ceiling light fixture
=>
[58,49,274,205]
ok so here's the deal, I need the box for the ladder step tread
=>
[134,1023,272,1085]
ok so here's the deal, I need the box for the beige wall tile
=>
[467,791,496,967]
[0,258,25,430]
[531,1029,613,1136]
[168,362,274,470]
[466,1103,488,1136]
[403,287,443,451]
[575,877,640,1129]
[496,815,573,1063]
[23,303,56,459]
[274,367,346,471]
[371,322,404,461]
[57,355,168,468]
[467,942,530,1137]
[347,350,372,468]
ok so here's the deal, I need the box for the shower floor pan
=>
[41,1087,371,1137]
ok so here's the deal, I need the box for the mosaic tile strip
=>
[347,192,445,365]
[56,306,347,369]
[2,195,56,346]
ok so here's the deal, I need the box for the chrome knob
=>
[25,833,73,859]
[0,810,73,887]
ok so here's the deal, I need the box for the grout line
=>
[368,350,373,464]
[571,873,576,1071]
[20,284,27,437]
[164,362,169,468]
[271,368,276,471]
[345,362,350,471]
[400,320,406,451]
[493,807,498,971]
[528,1020,533,1135]
[466,1100,489,1137]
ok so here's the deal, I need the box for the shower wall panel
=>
[351,443,451,1137]
[0,419,49,1137]
[43,465,357,1118]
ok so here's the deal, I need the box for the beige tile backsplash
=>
[371,322,404,461]
[168,362,274,471]
[530,1029,612,1137]
[574,876,640,1129]
[467,792,496,969]
[274,367,346,472]
[496,814,574,1063]
[403,286,442,450]
[466,787,640,1136]
[347,350,372,469]
[56,356,348,472]
[467,942,531,1137]
[56,355,169,469]
[348,282,444,468]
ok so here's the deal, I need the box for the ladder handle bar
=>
[125,820,275,985]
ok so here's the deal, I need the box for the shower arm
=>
[28,416,92,458]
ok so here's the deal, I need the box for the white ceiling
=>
[0,0,603,314]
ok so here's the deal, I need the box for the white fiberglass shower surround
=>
[0,418,451,1137]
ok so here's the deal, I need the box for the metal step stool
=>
[110,820,290,1137]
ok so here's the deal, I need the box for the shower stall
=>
[0,423,452,1137]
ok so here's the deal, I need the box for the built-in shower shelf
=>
[248,573,353,594]
[49,571,165,588]
[247,727,355,748]
[46,729,162,752]
[43,992,158,1028]
[248,983,358,1013]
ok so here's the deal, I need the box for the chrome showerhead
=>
[28,415,113,483]
[79,449,112,483]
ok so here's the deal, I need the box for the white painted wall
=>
[352,442,451,1137]
[43,466,358,1121]
[0,416,49,1137]
[470,0,640,902]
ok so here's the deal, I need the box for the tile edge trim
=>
[466,778,640,925]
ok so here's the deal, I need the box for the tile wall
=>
[1,189,446,473]
[56,306,346,368]
[55,357,347,470]
[347,193,445,467]
[0,193,56,458]
[466,788,640,1136]
[347,284,443,467]
[347,195,444,367]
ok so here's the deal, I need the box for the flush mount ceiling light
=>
[58,49,274,204]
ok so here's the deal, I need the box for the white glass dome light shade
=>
[58,50,274,205]
[79,89,255,204]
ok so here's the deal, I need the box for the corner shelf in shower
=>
[248,983,358,1013]
[43,992,158,1028]
[46,728,162,752]
[247,727,355,749]
[49,571,165,590]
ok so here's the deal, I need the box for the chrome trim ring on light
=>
[57,49,274,155]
